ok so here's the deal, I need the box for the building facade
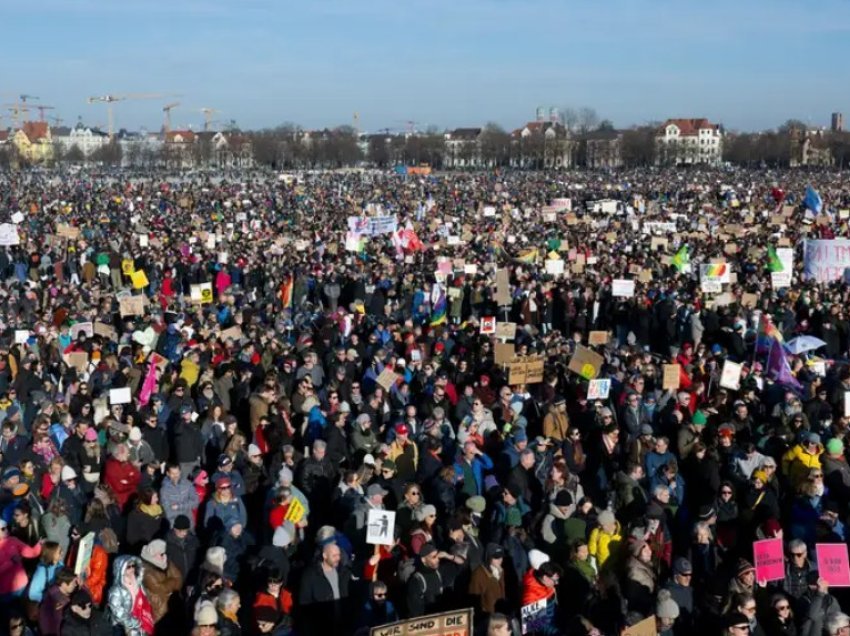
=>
[509,122,574,170]
[443,128,484,169]
[656,118,723,166]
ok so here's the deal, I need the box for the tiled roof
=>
[22,121,49,141]
[661,118,719,136]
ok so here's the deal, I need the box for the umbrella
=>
[784,335,827,355]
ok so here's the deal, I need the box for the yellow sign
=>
[284,498,305,524]
[121,259,135,275]
[130,270,149,289]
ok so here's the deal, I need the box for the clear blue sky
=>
[4,0,849,133]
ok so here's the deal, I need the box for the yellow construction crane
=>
[3,104,30,128]
[200,108,221,132]
[162,102,180,133]
[87,93,177,139]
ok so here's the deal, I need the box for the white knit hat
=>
[61,466,78,482]
[203,547,226,575]
[528,549,550,571]
[195,601,218,626]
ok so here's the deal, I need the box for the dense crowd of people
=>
[1,167,850,635]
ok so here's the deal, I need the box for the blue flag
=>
[804,185,823,214]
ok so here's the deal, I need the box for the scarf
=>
[221,608,240,625]
[139,503,163,518]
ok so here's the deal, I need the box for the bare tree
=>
[479,122,511,168]
[577,107,599,134]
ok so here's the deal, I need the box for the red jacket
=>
[521,568,555,606]
[103,458,141,510]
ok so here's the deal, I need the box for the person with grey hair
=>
[215,588,241,636]
[783,539,814,604]
[826,612,850,636]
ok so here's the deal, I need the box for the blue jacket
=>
[453,453,494,495]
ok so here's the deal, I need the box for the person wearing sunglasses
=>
[62,587,111,635]
[764,593,796,636]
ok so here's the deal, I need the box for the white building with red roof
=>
[656,118,723,166]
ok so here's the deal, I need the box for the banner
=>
[753,538,785,582]
[371,609,472,636]
[347,215,398,236]
[521,599,554,635]
[804,239,850,283]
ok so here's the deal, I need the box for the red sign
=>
[817,543,850,587]
[480,316,496,335]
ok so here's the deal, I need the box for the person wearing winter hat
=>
[202,547,227,576]
[469,543,507,616]
[194,600,218,634]
[541,490,586,564]
[165,514,199,584]
[140,539,183,624]
[655,589,680,635]
[678,410,706,460]
[588,509,622,570]
[664,558,694,629]
[783,430,823,491]
[624,538,656,615]
[728,559,756,599]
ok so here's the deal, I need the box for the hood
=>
[112,554,144,586]
[548,503,569,520]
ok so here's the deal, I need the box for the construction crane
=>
[162,102,180,133]
[200,107,220,132]
[396,120,420,135]
[33,105,54,122]
[49,115,64,128]
[3,104,29,128]
[19,94,39,105]
[87,93,177,139]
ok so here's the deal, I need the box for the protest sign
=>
[0,223,20,246]
[803,239,850,283]
[587,379,611,400]
[817,543,850,587]
[480,316,496,335]
[56,224,80,240]
[770,247,794,288]
[622,616,656,636]
[494,269,511,306]
[138,234,149,247]
[109,387,132,405]
[612,279,635,298]
[568,345,604,380]
[494,342,515,365]
[94,322,117,341]
[70,322,94,340]
[844,391,850,418]
[545,259,564,276]
[14,330,30,345]
[119,296,145,317]
[506,356,545,385]
[366,509,396,546]
[741,293,758,309]
[521,599,550,635]
[753,538,785,582]
[588,331,609,346]
[74,532,96,580]
[720,360,743,390]
[370,609,472,636]
[220,326,243,342]
[130,270,149,289]
[375,367,398,392]
[662,364,681,391]
[284,498,305,524]
[190,283,214,304]
[347,215,398,236]
[121,259,135,275]
[701,280,722,294]
[63,352,89,373]
[495,322,517,341]
[700,262,731,284]
[10,211,24,224]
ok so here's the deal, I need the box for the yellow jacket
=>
[179,359,200,388]
[589,522,622,569]
[782,443,823,488]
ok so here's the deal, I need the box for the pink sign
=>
[753,538,785,582]
[817,543,850,587]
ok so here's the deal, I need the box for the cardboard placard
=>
[63,352,89,373]
[70,322,94,340]
[622,616,656,636]
[494,269,511,306]
[741,293,758,309]
[370,609,472,636]
[754,538,786,582]
[588,331,609,346]
[817,543,850,587]
[56,224,81,240]
[495,322,517,341]
[663,364,681,391]
[494,342,515,365]
[568,345,604,380]
[119,296,146,317]
[220,326,243,342]
[375,367,398,392]
[93,322,118,341]
[506,355,545,385]
[366,509,396,546]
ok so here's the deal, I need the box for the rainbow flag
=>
[515,248,539,264]
[280,276,293,309]
[703,263,727,278]
[430,285,447,327]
